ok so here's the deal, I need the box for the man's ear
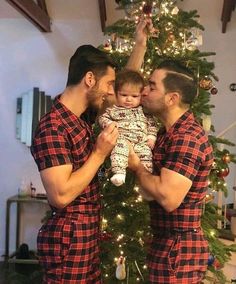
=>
[166,91,179,106]
[85,71,96,87]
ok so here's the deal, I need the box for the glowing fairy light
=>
[210,230,216,237]
[117,234,124,241]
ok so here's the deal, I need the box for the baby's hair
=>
[115,69,144,94]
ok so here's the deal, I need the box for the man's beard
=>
[81,85,102,124]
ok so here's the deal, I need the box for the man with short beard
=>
[31,19,152,284]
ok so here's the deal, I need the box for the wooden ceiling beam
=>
[6,0,51,32]
[98,0,106,32]
[221,0,236,33]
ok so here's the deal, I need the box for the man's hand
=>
[126,18,154,70]
[147,138,155,149]
[135,18,154,47]
[95,122,118,160]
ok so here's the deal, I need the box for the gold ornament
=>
[199,77,213,90]
[205,194,214,203]
[222,154,231,163]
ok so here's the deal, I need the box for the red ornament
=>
[213,258,223,270]
[210,87,218,95]
[100,231,113,241]
[217,167,230,178]
[143,4,152,15]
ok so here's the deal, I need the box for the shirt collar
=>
[52,95,91,129]
[159,110,194,135]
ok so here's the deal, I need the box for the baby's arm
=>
[98,108,113,129]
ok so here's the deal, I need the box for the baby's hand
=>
[147,138,155,149]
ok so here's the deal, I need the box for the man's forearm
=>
[126,43,146,71]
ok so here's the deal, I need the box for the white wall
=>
[0,0,236,259]
[0,0,106,258]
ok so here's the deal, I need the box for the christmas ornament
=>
[212,161,217,169]
[217,167,230,178]
[100,231,113,241]
[199,77,213,90]
[103,39,112,51]
[210,87,218,95]
[213,258,223,270]
[171,6,179,15]
[124,3,139,19]
[116,256,126,280]
[222,154,231,163]
[143,4,152,15]
[205,194,214,203]
[185,36,198,51]
[229,83,236,91]
[201,114,211,132]
[168,32,175,42]
[208,254,215,266]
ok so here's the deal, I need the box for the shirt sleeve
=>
[98,108,113,128]
[163,133,205,181]
[31,127,72,171]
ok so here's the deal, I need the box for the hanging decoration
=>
[217,167,230,178]
[208,254,215,266]
[100,231,113,242]
[116,256,126,280]
[222,153,231,164]
[210,87,218,95]
[185,28,203,51]
[199,77,213,90]
[205,193,214,203]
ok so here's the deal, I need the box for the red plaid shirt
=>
[31,95,101,215]
[150,110,213,231]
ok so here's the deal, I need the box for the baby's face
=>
[116,83,142,108]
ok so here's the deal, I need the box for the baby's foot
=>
[110,174,126,186]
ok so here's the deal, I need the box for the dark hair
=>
[157,60,198,105]
[66,45,116,86]
[115,69,144,93]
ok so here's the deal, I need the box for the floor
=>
[0,261,43,284]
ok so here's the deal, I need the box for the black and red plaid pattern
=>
[31,96,102,283]
[37,212,101,284]
[148,229,209,283]
[148,110,213,283]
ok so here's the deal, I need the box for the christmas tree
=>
[98,0,236,283]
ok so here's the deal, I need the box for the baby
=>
[99,69,157,199]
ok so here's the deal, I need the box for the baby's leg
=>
[110,137,129,186]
